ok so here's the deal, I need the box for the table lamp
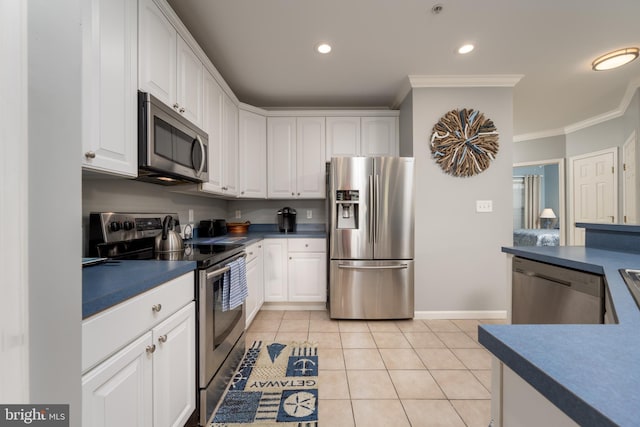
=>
[540,208,556,229]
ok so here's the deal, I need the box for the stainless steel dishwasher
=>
[512,257,604,324]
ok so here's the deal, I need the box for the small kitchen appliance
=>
[277,207,297,233]
[89,212,247,426]
[154,215,184,253]
[198,219,227,237]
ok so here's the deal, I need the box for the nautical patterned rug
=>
[211,341,318,426]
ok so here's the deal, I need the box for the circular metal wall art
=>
[430,108,499,177]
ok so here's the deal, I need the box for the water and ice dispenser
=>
[335,190,359,229]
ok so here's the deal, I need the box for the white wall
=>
[513,134,565,163]
[227,199,326,225]
[411,87,513,313]
[399,92,413,157]
[28,0,82,423]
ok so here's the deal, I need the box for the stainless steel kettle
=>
[155,215,184,253]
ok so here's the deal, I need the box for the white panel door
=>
[138,0,176,106]
[202,71,224,193]
[267,117,297,198]
[296,117,326,198]
[152,303,195,427]
[263,239,288,302]
[623,132,637,224]
[288,252,327,302]
[222,95,239,195]
[239,109,267,198]
[176,36,203,127]
[361,117,398,156]
[326,117,360,161]
[82,333,153,427]
[81,0,138,176]
[570,149,617,245]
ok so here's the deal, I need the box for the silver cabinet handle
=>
[146,344,156,354]
[179,107,185,113]
[173,103,179,110]
[249,252,254,256]
[158,334,168,343]
[291,192,295,196]
[194,134,206,177]
[152,304,162,313]
[305,244,309,247]
[338,264,408,270]
[84,151,96,159]
[297,192,300,196]
[289,256,292,260]
[241,191,245,195]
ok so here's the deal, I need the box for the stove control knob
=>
[122,221,134,231]
[109,221,121,232]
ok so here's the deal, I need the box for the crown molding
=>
[513,128,566,143]
[408,74,524,88]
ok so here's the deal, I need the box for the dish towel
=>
[222,257,248,312]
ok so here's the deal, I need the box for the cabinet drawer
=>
[288,238,325,252]
[245,241,263,263]
[82,272,194,373]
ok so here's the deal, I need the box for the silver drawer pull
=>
[158,334,168,344]
[84,151,96,159]
[146,344,156,354]
[152,304,162,313]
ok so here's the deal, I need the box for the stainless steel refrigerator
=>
[328,157,414,319]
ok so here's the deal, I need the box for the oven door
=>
[198,252,246,388]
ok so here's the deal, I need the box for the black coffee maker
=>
[277,207,297,233]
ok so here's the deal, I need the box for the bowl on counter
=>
[226,221,251,234]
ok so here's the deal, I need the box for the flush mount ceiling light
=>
[458,44,475,54]
[315,42,332,54]
[592,47,639,71]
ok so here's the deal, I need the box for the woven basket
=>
[226,221,251,234]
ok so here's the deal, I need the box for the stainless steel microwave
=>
[137,91,209,185]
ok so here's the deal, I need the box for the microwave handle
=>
[195,135,206,178]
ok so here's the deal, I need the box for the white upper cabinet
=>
[239,108,267,198]
[361,117,398,156]
[202,70,224,192]
[222,95,239,195]
[139,0,203,127]
[268,117,325,199]
[176,35,203,127]
[326,117,360,160]
[326,115,399,160]
[81,0,138,177]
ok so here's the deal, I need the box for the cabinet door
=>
[263,239,288,302]
[201,70,224,193]
[176,36,203,127]
[138,0,176,106]
[152,303,196,427]
[81,0,137,176]
[288,252,327,302]
[361,117,398,156]
[267,117,297,198]
[82,332,153,427]
[296,117,326,198]
[222,95,239,195]
[326,117,360,161]
[239,110,267,198]
[245,242,264,327]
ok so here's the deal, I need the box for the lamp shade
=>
[540,208,556,219]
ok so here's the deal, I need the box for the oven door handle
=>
[205,252,247,280]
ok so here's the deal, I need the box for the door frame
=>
[622,130,637,224]
[568,147,618,245]
[513,158,566,246]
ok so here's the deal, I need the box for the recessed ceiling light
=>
[592,47,639,71]
[315,42,332,54]
[458,44,474,54]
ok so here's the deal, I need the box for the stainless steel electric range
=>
[89,212,247,426]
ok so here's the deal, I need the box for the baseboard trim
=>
[414,310,507,320]
[260,302,327,311]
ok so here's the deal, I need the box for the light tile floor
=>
[246,310,505,427]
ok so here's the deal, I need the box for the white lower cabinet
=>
[264,238,326,303]
[82,273,195,427]
[245,241,265,327]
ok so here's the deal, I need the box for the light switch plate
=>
[235,210,241,219]
[476,200,493,212]
[307,210,313,219]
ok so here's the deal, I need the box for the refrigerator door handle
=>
[368,174,374,244]
[375,174,380,243]
[337,264,408,270]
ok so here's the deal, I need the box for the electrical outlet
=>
[476,200,493,213]
[188,209,194,222]
[307,210,313,219]
[235,210,241,219]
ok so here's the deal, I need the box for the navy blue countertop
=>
[82,260,196,319]
[83,226,326,319]
[480,246,640,426]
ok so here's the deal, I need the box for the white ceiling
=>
[167,0,640,139]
